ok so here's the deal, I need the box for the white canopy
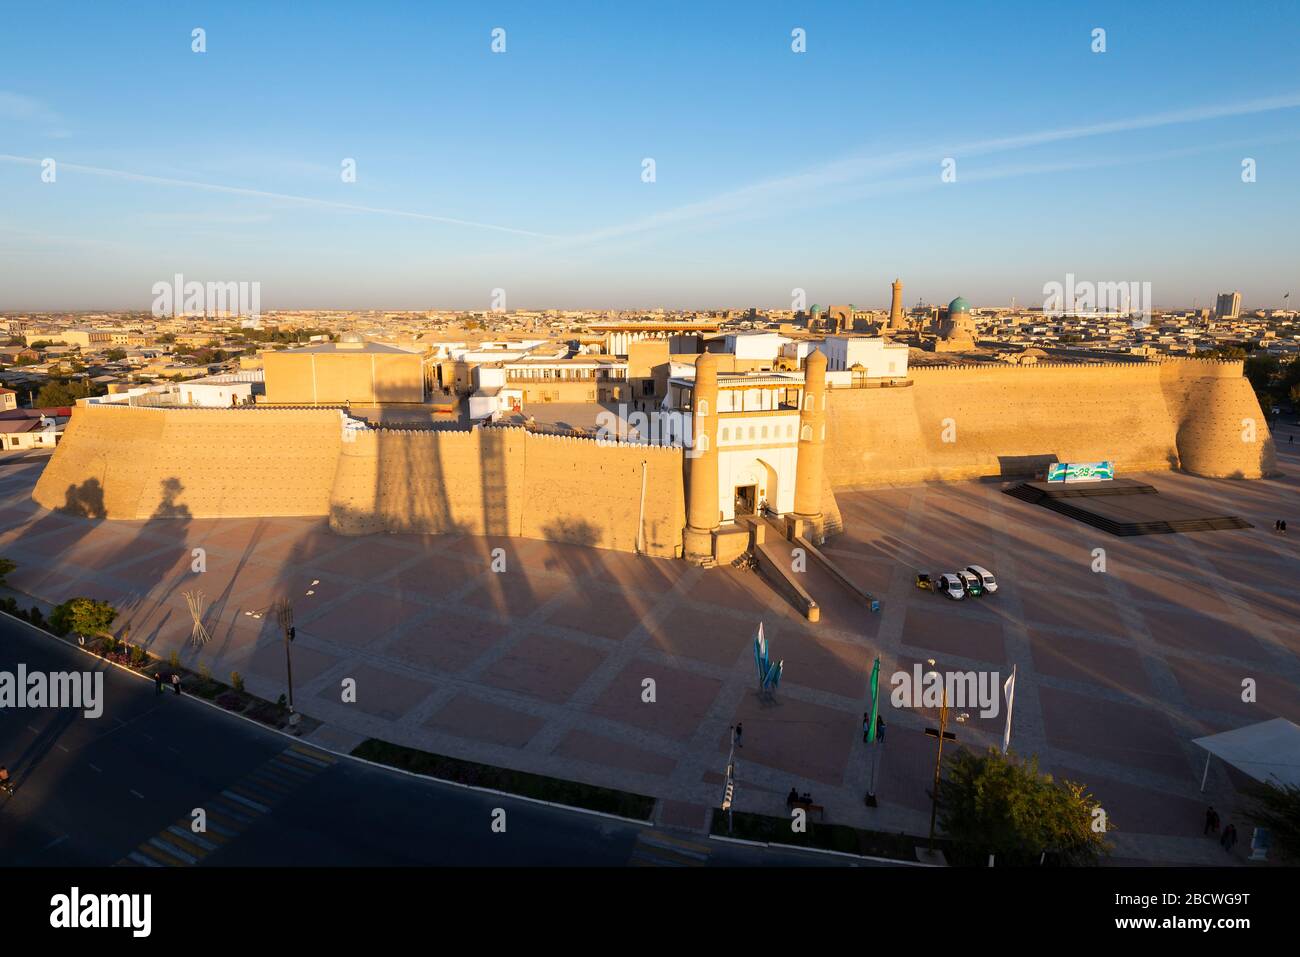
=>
[1193,718,1300,789]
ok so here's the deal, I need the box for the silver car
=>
[965,564,998,594]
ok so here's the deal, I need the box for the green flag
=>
[867,656,881,742]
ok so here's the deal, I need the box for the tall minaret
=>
[888,278,904,330]
[683,353,720,562]
[792,349,827,533]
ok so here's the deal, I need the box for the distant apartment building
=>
[1215,291,1242,320]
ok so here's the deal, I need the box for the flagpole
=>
[866,656,881,807]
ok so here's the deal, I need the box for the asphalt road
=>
[0,615,858,867]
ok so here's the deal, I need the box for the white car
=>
[965,564,998,594]
[936,573,966,600]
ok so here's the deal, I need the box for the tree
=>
[1202,345,1248,361]
[0,557,14,586]
[34,379,104,407]
[938,747,1113,866]
[49,597,118,639]
[103,348,128,361]
[1243,780,1300,862]
[1244,354,1280,394]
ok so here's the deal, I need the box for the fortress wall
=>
[329,428,685,559]
[519,432,685,558]
[32,407,344,519]
[32,406,169,517]
[826,359,1273,487]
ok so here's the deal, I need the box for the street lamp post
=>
[275,598,300,733]
[923,661,968,852]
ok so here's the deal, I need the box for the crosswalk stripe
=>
[630,829,711,867]
[127,851,161,867]
[168,825,218,853]
[207,798,256,824]
[221,789,271,814]
[287,745,335,768]
[245,771,296,795]
[201,816,239,839]
[230,779,283,804]
[146,837,195,865]
[134,842,182,866]
[273,753,325,775]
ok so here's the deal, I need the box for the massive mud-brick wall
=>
[329,428,685,558]
[34,407,686,559]
[824,357,1276,487]
[32,406,344,518]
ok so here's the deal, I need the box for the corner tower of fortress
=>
[791,348,827,532]
[683,352,720,562]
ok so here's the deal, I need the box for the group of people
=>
[786,787,812,808]
[862,712,885,743]
[1273,519,1289,533]
[155,672,183,695]
[1204,806,1239,853]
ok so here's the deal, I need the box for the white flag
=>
[1002,665,1017,754]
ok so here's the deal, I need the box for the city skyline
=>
[2,0,1299,311]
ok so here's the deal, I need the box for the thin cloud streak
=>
[0,154,556,239]
[551,91,1300,250]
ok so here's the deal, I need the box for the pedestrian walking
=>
[876,714,886,744]
[1221,823,1238,851]
[1204,805,1219,835]
[733,722,743,749]
[862,712,870,743]
[171,673,182,696]
[1283,520,1289,534]
[154,672,164,695]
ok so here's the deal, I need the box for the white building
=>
[179,371,264,407]
[467,365,523,421]
[722,331,789,365]
[818,336,909,377]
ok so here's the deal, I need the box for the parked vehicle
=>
[965,564,998,594]
[956,570,984,597]
[936,573,966,600]
[915,572,934,591]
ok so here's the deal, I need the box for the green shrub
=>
[130,645,147,667]
[199,662,211,683]
[231,671,245,692]
[168,651,180,669]
[102,635,119,654]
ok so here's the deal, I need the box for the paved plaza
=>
[3,426,1297,864]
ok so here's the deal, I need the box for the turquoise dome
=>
[948,296,971,314]
[810,304,822,314]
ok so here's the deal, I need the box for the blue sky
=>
[1,0,1298,311]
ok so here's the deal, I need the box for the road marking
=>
[43,835,69,851]
[26,725,38,733]
[630,830,712,867]
[116,745,335,868]
[88,764,102,773]
[130,789,145,799]
[56,744,69,753]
